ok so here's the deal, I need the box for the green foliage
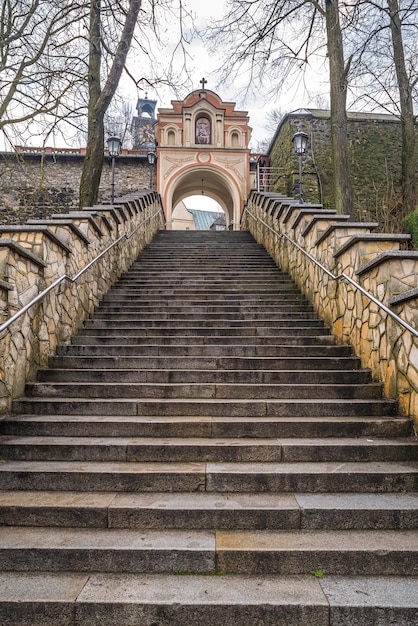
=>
[312,568,325,578]
[404,210,418,249]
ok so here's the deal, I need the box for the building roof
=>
[187,209,225,230]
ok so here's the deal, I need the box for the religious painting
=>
[195,117,211,144]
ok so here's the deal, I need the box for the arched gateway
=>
[154,82,252,230]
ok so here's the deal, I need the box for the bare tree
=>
[0,0,87,141]
[79,0,143,208]
[347,0,417,219]
[387,0,416,216]
[206,0,354,216]
[79,0,195,207]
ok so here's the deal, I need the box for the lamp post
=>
[147,151,156,189]
[106,136,122,204]
[292,129,308,203]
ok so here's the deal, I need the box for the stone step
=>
[0,460,415,493]
[87,311,319,321]
[1,572,417,626]
[215,529,418,575]
[0,527,417,576]
[1,415,409,438]
[11,397,398,417]
[1,436,416,463]
[36,368,371,385]
[3,227,417,624]
[116,271,287,279]
[24,381,385,400]
[134,398,398,418]
[54,344,351,357]
[70,332,333,344]
[48,355,361,371]
[82,317,325,328]
[1,491,417,530]
[95,303,313,313]
[0,527,216,574]
[101,294,307,303]
[76,327,331,338]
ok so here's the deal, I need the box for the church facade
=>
[153,81,252,229]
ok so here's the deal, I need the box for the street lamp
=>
[106,136,122,204]
[147,151,156,189]
[292,129,308,203]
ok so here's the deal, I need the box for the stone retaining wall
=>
[0,151,153,224]
[243,191,418,427]
[0,192,165,412]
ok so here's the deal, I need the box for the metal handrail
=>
[0,206,164,335]
[245,207,418,339]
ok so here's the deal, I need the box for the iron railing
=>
[0,206,164,335]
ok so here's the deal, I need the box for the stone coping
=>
[54,212,104,238]
[389,287,418,306]
[0,279,13,292]
[315,222,378,246]
[301,214,350,238]
[282,203,324,224]
[92,207,122,226]
[0,225,71,255]
[26,220,90,245]
[291,209,337,231]
[0,238,47,267]
[356,250,418,276]
[334,233,412,259]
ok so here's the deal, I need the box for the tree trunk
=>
[79,0,103,209]
[325,0,353,217]
[387,0,416,218]
[79,0,143,209]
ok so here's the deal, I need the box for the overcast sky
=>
[124,0,329,151]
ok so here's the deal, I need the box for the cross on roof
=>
[200,77,207,90]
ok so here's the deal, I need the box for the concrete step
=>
[74,327,332,339]
[11,397,398,417]
[1,491,417,530]
[134,398,398,418]
[2,228,417,624]
[24,381,385,400]
[1,415,410,438]
[36,368,372,385]
[86,311,320,321]
[54,344,353,357]
[100,293,308,301]
[95,303,313,313]
[47,355,362,371]
[82,317,325,328]
[2,436,416,463]
[1,572,417,626]
[215,529,418,575]
[0,527,417,576]
[0,460,416,493]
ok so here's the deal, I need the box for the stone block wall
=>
[0,150,154,224]
[243,191,418,427]
[0,191,165,412]
[268,109,417,228]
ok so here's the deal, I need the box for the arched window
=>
[195,117,211,144]
[167,129,176,146]
[231,131,240,147]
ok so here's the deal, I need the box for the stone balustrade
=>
[243,190,418,427]
[0,191,165,412]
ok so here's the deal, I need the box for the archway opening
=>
[172,195,226,231]
[167,167,239,230]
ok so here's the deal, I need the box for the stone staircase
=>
[1,229,418,625]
